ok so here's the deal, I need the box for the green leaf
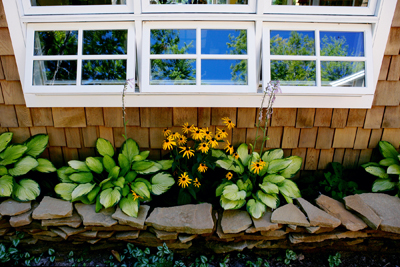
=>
[150,173,175,195]
[23,134,49,158]
[57,166,73,183]
[278,179,301,199]
[12,179,40,201]
[100,188,121,208]
[125,171,137,183]
[113,177,125,188]
[69,172,93,183]
[387,164,400,175]
[246,199,266,219]
[262,149,284,163]
[8,156,38,176]
[247,152,260,170]
[0,145,28,166]
[86,157,103,174]
[216,181,233,197]
[133,151,150,162]
[136,162,162,175]
[87,186,101,202]
[131,161,154,171]
[0,132,13,154]
[211,149,227,159]
[102,181,114,190]
[222,184,246,201]
[121,139,139,163]
[267,158,292,174]
[372,178,397,192]
[0,166,7,176]
[65,166,77,175]
[103,155,116,173]
[365,166,389,179]
[279,156,302,178]
[256,190,279,209]
[109,166,120,179]
[157,160,173,170]
[71,183,96,200]
[263,174,286,184]
[96,138,114,157]
[216,159,241,173]
[379,158,399,167]
[361,162,380,168]
[119,195,139,217]
[118,154,130,177]
[135,178,152,192]
[0,175,14,197]
[34,158,56,173]
[131,181,151,200]
[220,195,246,210]
[54,183,77,201]
[237,143,251,166]
[68,160,90,172]
[259,181,279,194]
[379,141,399,159]
[122,184,130,197]
[96,195,103,212]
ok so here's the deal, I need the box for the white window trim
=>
[2,0,398,108]
[141,21,257,93]
[24,22,136,94]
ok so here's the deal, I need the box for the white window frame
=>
[263,23,373,95]
[24,22,136,94]
[22,0,134,15]
[141,21,257,93]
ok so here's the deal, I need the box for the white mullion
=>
[319,56,367,62]
[76,29,83,86]
[196,27,201,87]
[200,55,248,60]
[315,29,321,87]
[80,55,129,60]
[269,55,318,61]
[149,54,197,59]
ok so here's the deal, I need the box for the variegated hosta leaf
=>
[256,190,279,209]
[262,149,284,163]
[379,141,399,159]
[372,179,397,192]
[69,172,93,183]
[131,181,151,200]
[278,179,301,201]
[259,181,279,194]
[151,172,175,195]
[71,183,96,201]
[96,138,114,157]
[211,149,227,159]
[57,166,74,183]
[222,184,246,201]
[0,132,13,154]
[131,161,154,171]
[216,181,234,197]
[247,152,260,170]
[118,154,130,177]
[266,158,292,174]
[119,194,139,217]
[8,156,38,176]
[68,160,90,172]
[103,155,116,173]
[220,195,246,210]
[157,160,173,170]
[100,188,121,209]
[12,179,40,202]
[109,166,120,179]
[34,158,56,173]
[237,143,251,166]
[216,159,241,173]
[279,156,302,178]
[23,134,49,158]
[387,164,400,175]
[247,198,266,219]
[263,174,285,184]
[0,166,7,176]
[113,177,125,188]
[54,183,77,201]
[87,186,101,203]
[86,157,103,174]
[133,151,150,162]
[121,139,139,163]
[365,166,389,179]
[136,162,163,175]
[125,171,137,183]
[0,175,14,197]
[0,145,28,166]
[134,178,152,192]
[379,158,399,167]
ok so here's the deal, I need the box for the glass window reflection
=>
[271,60,316,86]
[201,29,247,55]
[201,59,247,85]
[320,32,364,57]
[33,60,77,85]
[150,0,248,5]
[31,0,126,6]
[270,30,315,56]
[321,61,365,87]
[150,59,196,85]
[83,30,127,55]
[272,0,367,7]
[34,31,78,56]
[151,30,196,55]
[82,60,126,85]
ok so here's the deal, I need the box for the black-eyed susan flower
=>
[224,140,234,155]
[198,163,208,173]
[182,123,192,134]
[193,178,201,188]
[163,136,176,150]
[203,128,213,140]
[163,128,172,137]
[216,128,228,139]
[177,135,187,146]
[208,138,219,148]
[232,152,239,160]
[191,127,205,141]
[215,134,224,140]
[222,117,235,130]
[250,160,267,175]
[226,172,233,180]
[171,132,181,139]
[131,190,143,201]
[178,172,192,188]
[179,146,195,159]
[197,142,210,154]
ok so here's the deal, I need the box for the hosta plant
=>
[0,132,56,201]
[54,138,174,217]
[363,141,400,196]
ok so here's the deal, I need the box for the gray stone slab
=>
[271,203,310,227]
[221,210,253,234]
[0,198,31,216]
[315,194,367,231]
[150,228,178,240]
[145,203,214,234]
[9,202,39,227]
[112,205,149,229]
[115,231,140,240]
[58,226,86,237]
[75,204,118,227]
[32,196,73,220]
[251,209,282,232]
[296,198,341,228]
[41,211,82,228]
[344,194,382,230]
[178,234,197,243]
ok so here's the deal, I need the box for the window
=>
[141,22,256,93]
[24,23,135,93]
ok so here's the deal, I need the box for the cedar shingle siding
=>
[1,0,400,172]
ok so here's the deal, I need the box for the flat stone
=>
[9,202,39,227]
[271,203,310,227]
[296,198,341,228]
[0,228,10,236]
[206,240,263,254]
[115,231,140,240]
[306,226,320,234]
[87,225,141,231]
[17,220,47,230]
[316,195,367,231]
[260,229,287,238]
[112,205,149,230]
[358,193,400,234]
[98,231,115,238]
[75,204,118,227]
[41,211,82,228]
[178,234,197,243]
[32,196,73,219]
[150,228,178,240]
[314,227,336,234]
[289,230,369,244]
[58,226,86,237]
[0,219,10,228]
[87,239,101,244]
[251,210,282,232]
[30,230,58,237]
[287,224,297,230]
[35,236,64,242]
[344,194,382,230]
[221,210,252,234]
[50,228,68,240]
[131,232,192,249]
[145,203,214,234]
[217,211,244,239]
[0,198,31,216]
[79,231,98,238]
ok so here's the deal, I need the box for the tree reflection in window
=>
[150,0,247,5]
[31,0,125,6]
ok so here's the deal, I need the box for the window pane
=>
[271,60,316,86]
[31,0,126,6]
[201,30,247,55]
[83,30,128,55]
[150,0,248,5]
[321,61,365,87]
[201,59,247,85]
[320,32,364,57]
[151,30,196,55]
[272,0,367,7]
[82,60,126,85]
[33,60,77,85]
[34,31,78,56]
[270,30,315,56]
[150,59,196,85]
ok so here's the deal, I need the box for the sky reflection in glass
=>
[150,59,196,85]
[201,59,247,85]
[320,32,364,57]
[151,29,196,54]
[201,29,247,54]
[270,30,315,56]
